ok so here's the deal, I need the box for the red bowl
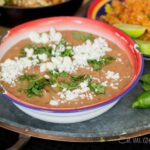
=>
[0,17,144,113]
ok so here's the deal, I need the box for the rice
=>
[101,0,150,40]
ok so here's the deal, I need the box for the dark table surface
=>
[1,127,150,150]
[0,0,150,145]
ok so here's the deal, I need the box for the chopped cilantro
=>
[73,31,95,42]
[58,81,79,91]
[61,49,73,57]
[18,74,38,81]
[58,39,74,57]
[33,46,52,58]
[48,70,69,79]
[57,75,87,91]
[25,78,52,97]
[20,45,52,58]
[71,75,86,82]
[20,48,27,57]
[88,82,105,95]
[88,56,115,71]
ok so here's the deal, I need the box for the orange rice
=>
[101,0,150,40]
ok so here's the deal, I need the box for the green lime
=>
[114,24,146,38]
[136,40,150,55]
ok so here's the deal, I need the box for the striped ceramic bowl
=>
[0,17,144,123]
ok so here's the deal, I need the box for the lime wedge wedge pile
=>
[114,24,146,38]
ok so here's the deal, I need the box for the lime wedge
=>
[114,24,146,38]
[136,40,150,55]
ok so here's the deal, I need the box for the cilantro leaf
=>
[71,75,86,82]
[88,56,115,71]
[73,31,95,42]
[58,81,79,91]
[88,82,105,94]
[25,78,52,97]
[61,49,73,57]
[20,45,52,58]
[18,74,38,81]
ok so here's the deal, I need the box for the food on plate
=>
[101,0,150,41]
[132,74,150,108]
[136,40,150,55]
[113,24,146,39]
[0,28,134,108]
[0,0,64,7]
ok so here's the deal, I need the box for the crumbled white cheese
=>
[38,53,48,62]
[29,32,41,43]
[0,57,39,85]
[51,84,57,88]
[72,37,112,68]
[93,77,101,83]
[49,27,62,44]
[52,44,65,57]
[39,56,74,73]
[49,99,59,106]
[116,58,122,63]
[44,74,50,79]
[29,28,62,44]
[101,81,108,87]
[57,80,92,101]
[110,83,118,89]
[57,57,74,73]
[105,71,120,81]
[24,48,34,58]
[41,33,49,44]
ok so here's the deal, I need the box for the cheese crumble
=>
[0,28,125,107]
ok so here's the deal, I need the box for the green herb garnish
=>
[20,48,27,57]
[58,81,79,91]
[59,39,73,57]
[18,74,38,81]
[25,78,52,97]
[20,45,52,58]
[88,82,105,95]
[61,49,73,57]
[48,70,69,79]
[88,56,115,71]
[33,46,52,58]
[73,31,95,42]
[71,75,86,82]
[57,75,86,91]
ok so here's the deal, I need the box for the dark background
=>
[0,127,150,150]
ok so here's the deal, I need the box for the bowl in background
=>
[0,17,144,123]
[0,0,83,27]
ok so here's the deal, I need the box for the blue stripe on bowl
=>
[1,56,144,114]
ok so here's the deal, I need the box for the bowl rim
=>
[0,0,79,10]
[0,16,144,113]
